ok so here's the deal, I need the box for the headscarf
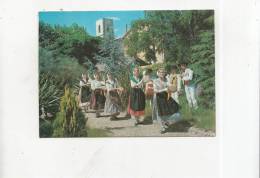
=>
[129,63,142,83]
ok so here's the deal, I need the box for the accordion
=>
[145,82,154,97]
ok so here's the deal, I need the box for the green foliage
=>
[39,22,100,89]
[39,47,86,89]
[52,87,87,137]
[124,19,157,63]
[86,127,111,137]
[179,96,215,131]
[191,31,215,108]
[124,10,215,108]
[39,73,61,115]
[95,39,131,109]
[39,120,53,137]
[95,39,129,74]
[39,21,101,66]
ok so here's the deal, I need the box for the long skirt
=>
[128,88,145,116]
[80,85,91,103]
[104,90,122,114]
[153,91,180,124]
[90,89,106,110]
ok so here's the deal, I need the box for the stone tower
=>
[96,18,114,39]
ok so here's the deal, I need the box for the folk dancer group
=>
[78,62,198,134]
[79,71,123,119]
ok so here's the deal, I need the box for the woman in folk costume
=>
[167,65,182,104]
[90,71,106,117]
[79,73,92,108]
[104,72,123,120]
[153,68,181,134]
[128,66,146,126]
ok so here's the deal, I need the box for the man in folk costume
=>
[90,71,106,117]
[153,68,181,134]
[167,65,182,104]
[180,61,198,109]
[128,66,146,126]
[143,69,154,105]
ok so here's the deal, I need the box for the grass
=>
[86,127,112,137]
[179,96,215,131]
[143,96,215,132]
[144,100,153,123]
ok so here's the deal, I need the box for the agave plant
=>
[39,73,61,118]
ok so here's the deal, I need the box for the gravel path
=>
[84,110,215,137]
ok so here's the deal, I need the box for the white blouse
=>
[90,80,105,90]
[130,76,143,88]
[106,79,119,91]
[153,78,168,93]
[79,80,90,87]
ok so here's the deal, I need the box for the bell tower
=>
[96,18,114,39]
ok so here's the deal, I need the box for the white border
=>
[0,0,258,178]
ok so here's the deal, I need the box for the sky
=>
[39,11,144,38]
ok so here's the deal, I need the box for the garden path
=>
[83,110,215,137]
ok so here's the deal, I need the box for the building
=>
[121,29,165,65]
[96,18,114,39]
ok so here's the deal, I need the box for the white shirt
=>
[106,79,119,91]
[182,68,193,81]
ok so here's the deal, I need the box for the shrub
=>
[39,120,53,137]
[39,47,86,90]
[52,87,87,137]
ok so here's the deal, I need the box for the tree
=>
[95,38,131,108]
[39,22,101,67]
[124,19,157,63]
[124,10,215,108]
[39,47,85,89]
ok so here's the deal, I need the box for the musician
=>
[167,65,182,104]
[180,62,198,109]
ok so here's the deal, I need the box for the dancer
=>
[79,73,92,109]
[128,67,146,126]
[104,72,123,120]
[180,62,198,109]
[153,68,181,134]
[167,65,181,104]
[90,71,106,117]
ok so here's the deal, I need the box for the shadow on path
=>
[167,120,193,132]
[110,116,131,121]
